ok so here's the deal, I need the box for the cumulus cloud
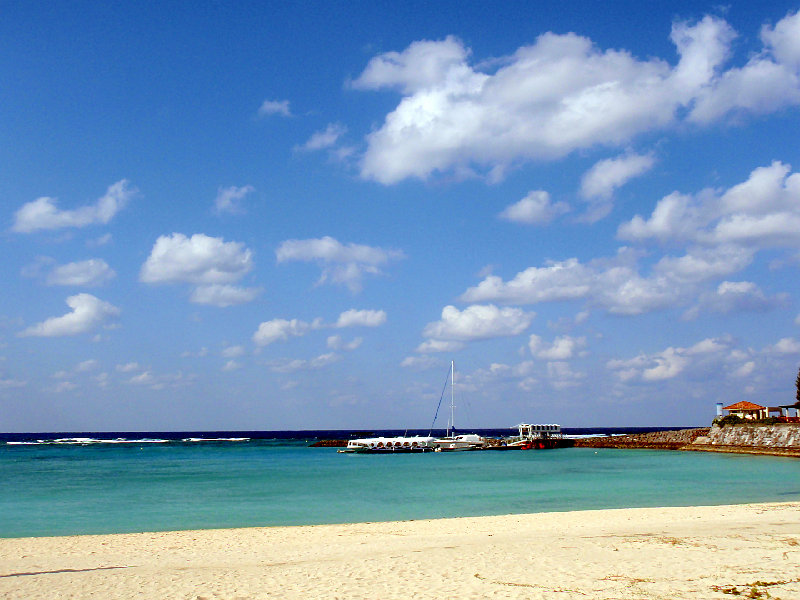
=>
[190,284,261,307]
[252,318,322,347]
[400,355,442,369]
[20,294,120,337]
[765,337,800,354]
[335,309,387,328]
[126,370,195,390]
[464,161,800,318]
[12,180,134,233]
[298,123,348,151]
[529,335,587,360]
[141,233,253,284]
[221,345,246,358]
[214,185,254,215]
[607,336,732,382]
[258,99,291,117]
[498,190,570,225]
[268,353,341,373]
[581,153,656,201]
[547,361,586,389]
[421,304,533,343]
[44,259,116,287]
[579,152,655,221]
[327,335,363,351]
[683,280,786,320]
[415,339,465,354]
[461,252,680,316]
[619,161,800,248]
[276,236,404,293]
[352,13,800,184]
[0,378,27,389]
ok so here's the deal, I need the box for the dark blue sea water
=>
[2,429,799,538]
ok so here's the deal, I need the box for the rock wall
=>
[698,424,800,448]
[573,428,709,450]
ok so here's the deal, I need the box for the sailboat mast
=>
[449,360,455,436]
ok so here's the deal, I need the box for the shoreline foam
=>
[2,502,799,599]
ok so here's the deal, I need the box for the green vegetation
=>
[795,365,799,403]
[713,415,780,428]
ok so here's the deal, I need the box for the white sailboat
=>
[432,361,485,451]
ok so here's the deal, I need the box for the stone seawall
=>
[684,423,800,457]
[573,428,709,450]
[575,425,800,457]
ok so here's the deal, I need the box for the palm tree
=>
[796,365,800,403]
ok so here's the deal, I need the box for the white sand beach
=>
[1,502,799,599]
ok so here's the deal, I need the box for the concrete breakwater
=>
[686,423,800,457]
[573,428,710,450]
[575,425,800,457]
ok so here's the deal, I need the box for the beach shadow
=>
[0,566,131,578]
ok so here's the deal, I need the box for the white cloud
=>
[298,123,347,151]
[253,318,314,347]
[461,251,677,317]
[335,309,387,328]
[214,185,254,215]
[422,304,533,342]
[12,180,134,233]
[221,345,246,358]
[498,190,569,225]
[87,233,112,247]
[258,99,291,117]
[45,259,116,287]
[683,280,786,320]
[327,335,363,351]
[20,294,120,337]
[688,12,800,123]
[619,161,800,249]
[732,361,756,378]
[547,361,586,389]
[126,370,194,390]
[529,335,587,360]
[116,362,140,373]
[0,378,27,389]
[400,355,441,369]
[762,10,800,69]
[276,236,404,293]
[140,233,254,285]
[76,359,98,372]
[128,371,154,385]
[607,336,733,382]
[766,337,800,355]
[190,284,261,307]
[579,152,655,221]
[415,339,465,354]
[222,360,242,372]
[581,152,655,201]
[653,246,754,284]
[464,179,795,318]
[269,353,341,373]
[462,258,592,305]
[351,14,800,184]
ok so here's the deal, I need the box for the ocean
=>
[2,429,799,538]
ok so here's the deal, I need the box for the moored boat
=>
[432,361,486,451]
[338,436,436,453]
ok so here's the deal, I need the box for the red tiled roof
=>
[723,401,766,411]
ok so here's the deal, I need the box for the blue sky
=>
[2,1,800,431]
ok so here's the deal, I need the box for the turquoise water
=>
[2,440,800,538]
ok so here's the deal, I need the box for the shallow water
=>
[2,438,799,537]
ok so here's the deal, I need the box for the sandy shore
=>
[1,503,799,600]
